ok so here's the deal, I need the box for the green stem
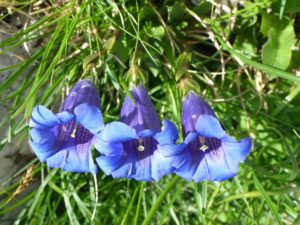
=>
[142,176,180,225]
[253,174,283,225]
[121,185,139,225]
[134,182,145,225]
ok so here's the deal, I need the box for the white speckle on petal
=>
[81,84,90,88]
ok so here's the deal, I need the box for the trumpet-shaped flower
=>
[168,92,252,182]
[96,84,180,181]
[29,80,104,173]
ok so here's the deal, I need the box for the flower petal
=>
[181,92,216,136]
[61,80,100,112]
[96,141,135,178]
[111,161,133,179]
[175,134,252,182]
[92,137,107,154]
[156,143,186,157]
[98,122,138,142]
[97,155,123,175]
[192,136,252,182]
[173,152,198,181]
[56,111,75,124]
[138,129,157,138]
[154,120,178,145]
[46,141,97,173]
[221,136,252,171]
[95,142,124,173]
[100,139,155,181]
[172,140,216,182]
[195,115,226,139]
[151,150,179,180]
[29,106,59,129]
[121,84,160,133]
[183,132,198,145]
[194,147,236,181]
[191,156,211,182]
[74,103,104,134]
[130,155,152,181]
[29,128,57,161]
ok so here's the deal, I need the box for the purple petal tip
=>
[121,84,161,133]
[181,92,216,136]
[61,80,100,112]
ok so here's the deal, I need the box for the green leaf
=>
[193,1,213,16]
[139,6,155,21]
[113,35,131,62]
[273,0,300,13]
[169,2,186,23]
[284,0,300,13]
[233,26,257,58]
[260,12,274,37]
[144,25,165,40]
[151,26,165,39]
[253,175,283,225]
[142,176,180,225]
[175,52,191,81]
[261,17,295,70]
[64,195,80,225]
[82,53,100,70]
[105,35,117,55]
[212,27,300,83]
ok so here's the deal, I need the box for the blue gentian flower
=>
[95,84,180,181]
[29,80,104,173]
[167,92,252,182]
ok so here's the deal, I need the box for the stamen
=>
[200,145,209,151]
[70,124,78,138]
[198,136,208,151]
[199,136,205,145]
[137,139,145,151]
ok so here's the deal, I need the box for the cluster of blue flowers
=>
[29,80,252,182]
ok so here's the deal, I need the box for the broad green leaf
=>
[260,12,274,37]
[139,6,155,21]
[233,26,257,58]
[193,1,213,16]
[211,25,300,83]
[283,0,300,13]
[113,35,131,62]
[273,0,300,13]
[144,25,165,40]
[169,2,186,23]
[261,17,295,70]
[289,49,300,71]
[243,2,259,16]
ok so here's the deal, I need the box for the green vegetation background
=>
[0,0,300,224]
